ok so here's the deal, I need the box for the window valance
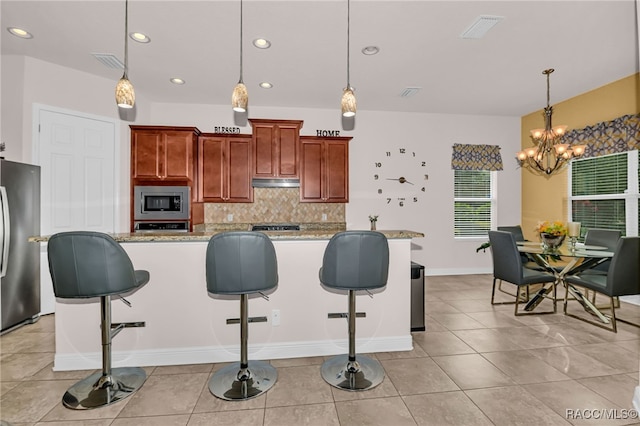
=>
[451,143,503,171]
[563,113,640,158]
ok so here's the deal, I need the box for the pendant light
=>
[341,0,356,117]
[115,0,135,109]
[231,0,248,112]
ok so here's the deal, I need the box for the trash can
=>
[410,261,425,331]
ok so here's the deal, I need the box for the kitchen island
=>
[33,229,424,371]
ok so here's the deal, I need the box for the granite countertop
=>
[29,228,424,243]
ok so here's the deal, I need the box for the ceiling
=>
[1,0,638,117]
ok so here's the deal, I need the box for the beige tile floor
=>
[1,274,640,425]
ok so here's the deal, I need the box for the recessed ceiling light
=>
[7,27,33,39]
[253,38,271,49]
[170,78,185,85]
[259,82,273,89]
[361,46,379,55]
[130,32,150,43]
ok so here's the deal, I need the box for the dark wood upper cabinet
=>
[300,136,350,203]
[250,119,303,179]
[198,134,253,203]
[130,126,200,182]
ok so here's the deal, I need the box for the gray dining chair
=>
[488,230,557,315]
[582,229,622,274]
[564,236,640,332]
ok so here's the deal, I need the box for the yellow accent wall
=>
[520,73,640,240]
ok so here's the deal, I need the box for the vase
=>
[370,221,376,230]
[540,233,565,250]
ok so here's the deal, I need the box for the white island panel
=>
[53,238,413,371]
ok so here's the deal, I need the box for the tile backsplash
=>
[204,188,345,224]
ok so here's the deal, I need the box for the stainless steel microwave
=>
[133,186,190,221]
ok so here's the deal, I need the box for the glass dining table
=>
[517,241,614,322]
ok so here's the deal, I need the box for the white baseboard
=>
[634,386,640,413]
[621,296,640,306]
[425,267,492,276]
[53,335,413,371]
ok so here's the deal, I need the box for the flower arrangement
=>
[535,220,567,237]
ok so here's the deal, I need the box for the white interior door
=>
[35,106,119,314]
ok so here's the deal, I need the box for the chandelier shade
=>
[115,76,135,108]
[115,0,135,109]
[516,69,585,176]
[341,87,356,117]
[232,82,248,112]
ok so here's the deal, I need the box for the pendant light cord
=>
[239,0,244,84]
[346,0,351,89]
[123,0,129,78]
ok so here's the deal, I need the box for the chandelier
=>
[516,69,585,176]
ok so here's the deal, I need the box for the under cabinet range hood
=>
[251,178,300,188]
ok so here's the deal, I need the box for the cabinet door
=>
[199,136,225,201]
[324,141,349,202]
[251,119,302,178]
[253,125,277,178]
[278,125,299,178]
[300,140,324,201]
[132,131,162,179]
[227,136,253,202]
[164,131,195,180]
[131,128,196,181]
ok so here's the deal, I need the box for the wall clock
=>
[373,148,428,207]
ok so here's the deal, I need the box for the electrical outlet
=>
[227,214,233,221]
[322,213,327,221]
[272,309,281,326]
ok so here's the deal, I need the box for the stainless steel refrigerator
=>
[0,159,41,333]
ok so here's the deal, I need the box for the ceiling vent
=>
[91,53,124,69]
[460,15,504,39]
[400,87,421,98]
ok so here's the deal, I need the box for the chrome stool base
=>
[321,354,384,391]
[62,367,146,410]
[209,360,277,400]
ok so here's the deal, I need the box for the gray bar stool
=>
[319,230,389,391]
[47,231,149,410]
[205,231,278,400]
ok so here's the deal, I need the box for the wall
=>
[0,56,154,229]
[2,55,523,275]
[520,73,640,240]
[150,103,523,275]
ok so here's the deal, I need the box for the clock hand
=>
[386,177,414,185]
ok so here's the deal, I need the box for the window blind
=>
[454,170,492,237]
[570,152,632,236]
[572,153,627,196]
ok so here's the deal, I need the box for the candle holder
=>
[567,222,581,251]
